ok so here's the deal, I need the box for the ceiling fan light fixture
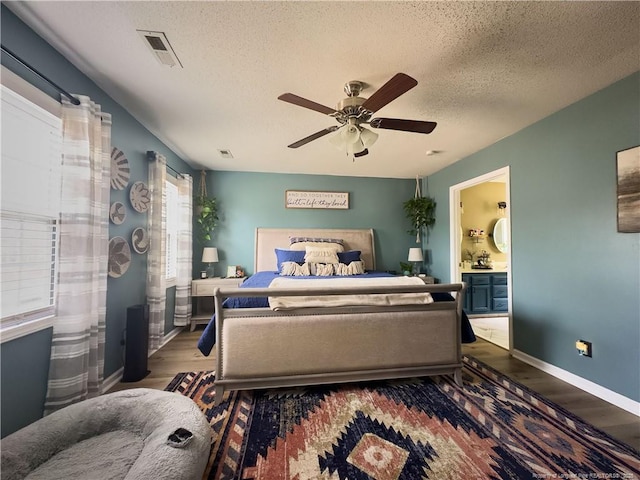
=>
[341,119,360,144]
[329,131,346,149]
[359,127,378,148]
[346,139,366,156]
[278,73,436,156]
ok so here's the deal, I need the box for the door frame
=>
[449,166,513,350]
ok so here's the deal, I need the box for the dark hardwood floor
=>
[108,329,640,451]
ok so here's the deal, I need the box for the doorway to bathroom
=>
[449,166,512,350]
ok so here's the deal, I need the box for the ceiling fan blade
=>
[370,117,437,134]
[278,93,338,116]
[287,126,339,148]
[361,73,418,113]
[354,148,369,158]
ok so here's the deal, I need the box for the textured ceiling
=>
[6,1,640,178]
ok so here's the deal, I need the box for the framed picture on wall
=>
[616,145,640,233]
[285,190,349,209]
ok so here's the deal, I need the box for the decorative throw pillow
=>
[289,237,345,252]
[289,241,344,252]
[347,260,365,275]
[280,261,310,276]
[309,263,334,276]
[289,236,343,246]
[304,246,340,264]
[275,248,305,271]
[337,250,361,265]
[334,260,365,276]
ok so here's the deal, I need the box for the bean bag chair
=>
[1,388,211,480]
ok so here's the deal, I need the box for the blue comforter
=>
[197,271,475,356]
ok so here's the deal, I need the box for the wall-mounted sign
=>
[285,190,349,210]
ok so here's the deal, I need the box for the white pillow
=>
[290,241,344,252]
[334,261,365,276]
[280,261,310,276]
[304,246,340,264]
[310,263,334,276]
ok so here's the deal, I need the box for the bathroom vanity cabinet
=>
[462,272,508,315]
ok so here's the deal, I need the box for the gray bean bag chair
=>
[1,388,211,480]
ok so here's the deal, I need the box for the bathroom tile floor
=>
[469,315,509,350]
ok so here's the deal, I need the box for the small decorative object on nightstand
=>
[202,247,218,278]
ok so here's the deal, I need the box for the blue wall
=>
[203,171,416,276]
[427,72,640,402]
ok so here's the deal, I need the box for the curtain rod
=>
[2,46,191,179]
[1,44,81,106]
[166,164,187,178]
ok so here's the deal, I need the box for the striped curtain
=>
[174,174,193,326]
[44,96,111,415]
[146,151,167,351]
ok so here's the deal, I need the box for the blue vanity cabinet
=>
[491,274,508,312]
[462,272,508,314]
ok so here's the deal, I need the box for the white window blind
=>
[165,178,178,281]
[1,85,62,330]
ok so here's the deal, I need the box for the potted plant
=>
[399,262,413,276]
[195,195,218,242]
[195,170,219,242]
[403,195,436,243]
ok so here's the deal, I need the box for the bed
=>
[197,228,473,403]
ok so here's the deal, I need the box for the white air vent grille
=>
[218,149,234,159]
[137,30,183,68]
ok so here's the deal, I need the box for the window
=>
[1,85,62,341]
[165,177,178,284]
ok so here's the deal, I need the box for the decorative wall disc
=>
[129,181,150,213]
[109,201,126,225]
[108,236,131,278]
[131,227,149,254]
[110,147,130,190]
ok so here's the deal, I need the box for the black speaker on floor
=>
[122,304,150,382]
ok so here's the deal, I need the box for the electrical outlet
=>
[576,340,592,357]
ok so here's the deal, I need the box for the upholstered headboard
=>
[254,228,376,272]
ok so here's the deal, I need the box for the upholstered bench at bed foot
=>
[0,388,211,480]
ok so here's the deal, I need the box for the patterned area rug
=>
[165,355,640,480]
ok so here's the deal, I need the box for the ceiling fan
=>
[278,73,437,158]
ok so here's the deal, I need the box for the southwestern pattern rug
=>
[165,355,640,480]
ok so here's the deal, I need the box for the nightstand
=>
[191,277,245,331]
[417,275,435,284]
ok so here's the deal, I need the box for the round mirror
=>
[493,218,509,253]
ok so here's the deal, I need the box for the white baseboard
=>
[512,349,640,417]
[101,327,184,393]
[149,327,183,356]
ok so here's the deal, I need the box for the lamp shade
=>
[359,127,379,148]
[342,123,360,144]
[408,247,423,262]
[202,247,219,263]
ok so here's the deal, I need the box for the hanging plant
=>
[403,176,436,242]
[195,170,219,242]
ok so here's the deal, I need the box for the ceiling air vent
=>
[137,30,183,68]
[218,149,234,159]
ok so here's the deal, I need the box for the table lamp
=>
[202,247,219,278]
[408,247,423,275]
